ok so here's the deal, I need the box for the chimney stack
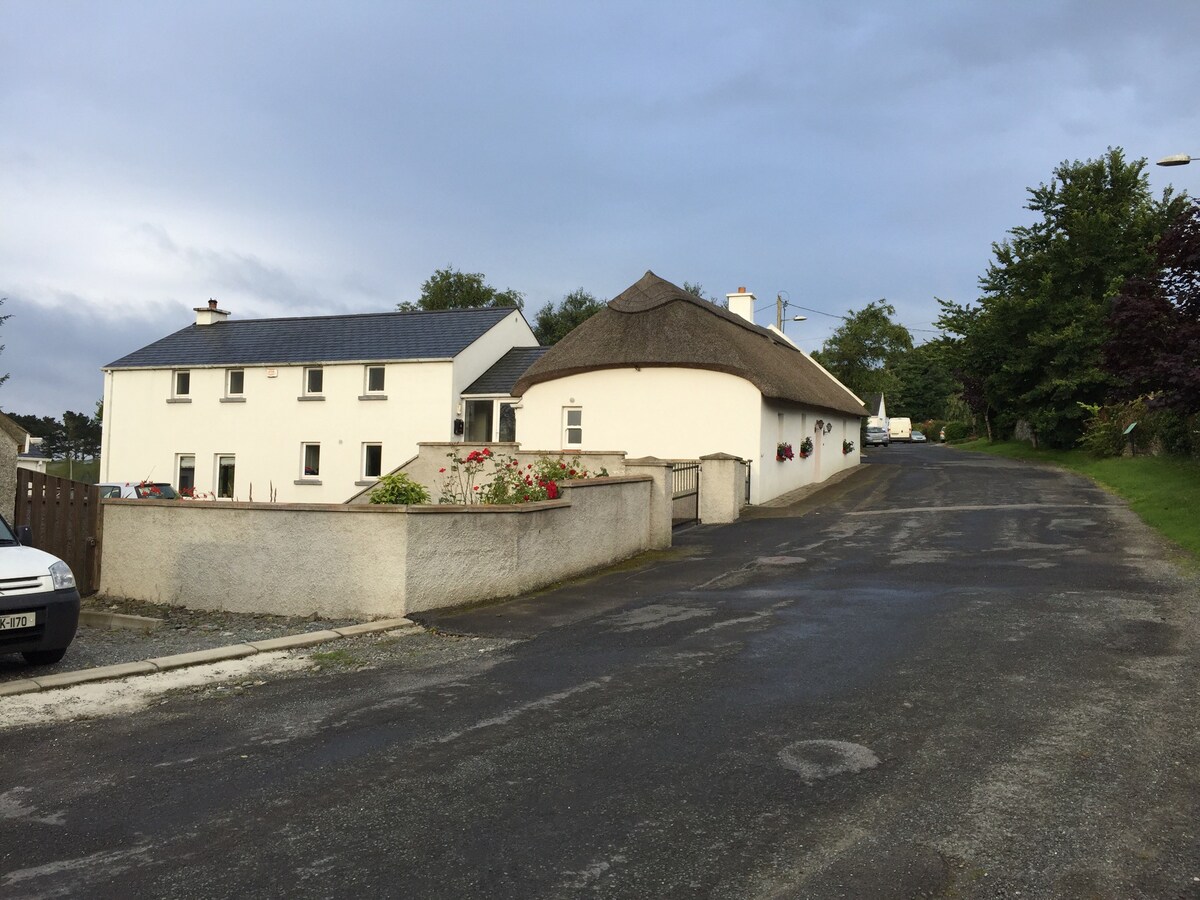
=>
[726,286,756,325]
[194,298,231,326]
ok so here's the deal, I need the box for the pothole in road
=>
[779,740,880,782]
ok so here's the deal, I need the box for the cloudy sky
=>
[3,1,1198,418]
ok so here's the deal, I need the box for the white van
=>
[888,417,913,442]
[0,514,80,665]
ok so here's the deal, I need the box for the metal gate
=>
[14,471,102,596]
[671,460,700,526]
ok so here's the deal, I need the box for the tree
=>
[533,288,604,345]
[810,300,913,400]
[398,266,524,312]
[942,149,1185,447]
[61,410,101,461]
[1107,198,1200,414]
[6,413,64,457]
[892,339,961,421]
[682,281,727,308]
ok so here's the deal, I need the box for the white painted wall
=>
[517,368,763,461]
[101,359,458,503]
[517,367,861,504]
[452,309,539,410]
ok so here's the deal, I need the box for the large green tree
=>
[810,300,913,400]
[892,339,961,421]
[398,266,524,312]
[533,288,604,345]
[940,149,1186,447]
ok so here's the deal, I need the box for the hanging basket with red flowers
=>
[776,442,794,462]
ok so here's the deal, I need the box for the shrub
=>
[369,473,431,505]
[943,421,972,442]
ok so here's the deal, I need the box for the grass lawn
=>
[955,440,1200,563]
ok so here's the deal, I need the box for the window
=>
[226,369,244,396]
[174,370,190,397]
[499,403,516,442]
[216,455,236,499]
[302,443,321,477]
[177,455,195,493]
[363,443,382,479]
[365,366,385,393]
[465,399,494,443]
[304,367,323,395]
[563,407,582,447]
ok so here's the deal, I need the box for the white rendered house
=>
[512,272,866,504]
[100,302,539,503]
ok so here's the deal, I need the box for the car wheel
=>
[22,647,67,666]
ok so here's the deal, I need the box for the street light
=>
[1157,154,1198,167]
[775,292,807,331]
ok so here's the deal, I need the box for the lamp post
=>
[775,292,808,332]
[1157,154,1199,167]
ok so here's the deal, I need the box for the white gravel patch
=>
[0,652,312,730]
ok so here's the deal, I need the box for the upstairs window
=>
[226,369,244,396]
[304,367,324,395]
[365,366,385,393]
[173,370,191,397]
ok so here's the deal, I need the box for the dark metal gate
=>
[14,471,102,596]
[671,461,700,526]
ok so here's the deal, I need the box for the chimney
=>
[726,286,756,324]
[193,298,231,326]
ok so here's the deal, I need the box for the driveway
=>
[3,446,1199,898]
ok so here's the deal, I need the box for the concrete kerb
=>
[0,616,419,697]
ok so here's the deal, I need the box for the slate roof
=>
[104,307,519,369]
[463,346,548,395]
[513,271,867,418]
[862,393,884,417]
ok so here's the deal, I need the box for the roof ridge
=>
[207,306,514,326]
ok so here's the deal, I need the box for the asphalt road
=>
[4,445,1200,899]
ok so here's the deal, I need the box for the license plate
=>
[0,612,37,631]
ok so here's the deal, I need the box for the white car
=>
[98,482,179,499]
[0,515,80,665]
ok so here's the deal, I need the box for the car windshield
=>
[0,516,18,544]
[134,483,178,499]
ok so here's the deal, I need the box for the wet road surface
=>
[3,446,1200,898]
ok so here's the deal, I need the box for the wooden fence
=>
[14,470,101,595]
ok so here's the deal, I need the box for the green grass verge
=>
[955,440,1200,562]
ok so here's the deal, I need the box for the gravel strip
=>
[0,594,488,683]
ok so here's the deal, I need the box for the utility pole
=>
[776,293,784,331]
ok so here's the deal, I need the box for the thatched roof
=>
[513,272,866,417]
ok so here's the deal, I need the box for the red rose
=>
[546,481,559,499]
[439,467,446,473]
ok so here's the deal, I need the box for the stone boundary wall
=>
[98,475,664,619]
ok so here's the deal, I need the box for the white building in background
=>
[100,301,538,503]
[512,272,866,504]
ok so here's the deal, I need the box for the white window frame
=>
[301,442,321,479]
[216,455,236,499]
[304,367,324,396]
[362,443,383,479]
[226,368,245,397]
[177,454,196,493]
[364,365,386,394]
[563,407,583,448]
[173,369,191,398]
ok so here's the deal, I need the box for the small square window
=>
[174,370,191,397]
[305,367,323,395]
[302,443,321,477]
[227,369,244,396]
[365,366,385,393]
[363,443,382,479]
